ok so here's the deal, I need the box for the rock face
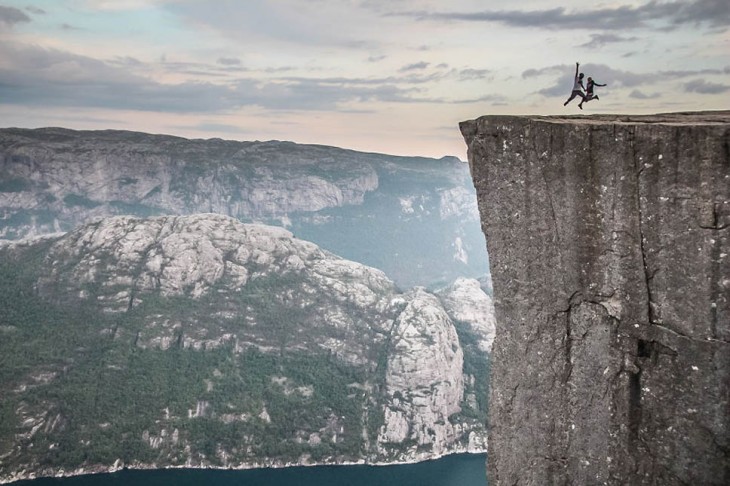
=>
[0,129,378,225]
[461,112,729,485]
[0,214,491,483]
[378,289,464,457]
[0,127,487,288]
[437,277,496,353]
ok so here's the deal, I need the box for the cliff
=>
[461,112,729,485]
[0,214,493,483]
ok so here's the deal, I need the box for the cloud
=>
[522,66,564,79]
[683,79,730,94]
[280,71,444,87]
[660,68,726,77]
[395,0,730,31]
[217,57,241,66]
[84,0,175,11]
[166,1,380,49]
[26,6,45,15]
[0,42,445,113]
[106,56,248,77]
[399,61,429,72]
[456,68,491,81]
[450,93,507,104]
[233,78,431,109]
[0,42,243,112]
[629,89,661,99]
[670,0,730,26]
[579,33,638,48]
[0,5,31,25]
[110,56,145,67]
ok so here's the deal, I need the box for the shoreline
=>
[1,448,488,484]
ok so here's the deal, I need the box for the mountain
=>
[0,128,487,289]
[0,214,493,483]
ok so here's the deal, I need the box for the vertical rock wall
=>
[460,113,729,485]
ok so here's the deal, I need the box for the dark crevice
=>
[564,307,573,383]
[628,364,642,450]
[637,339,651,358]
[555,292,585,385]
[632,127,656,325]
[127,289,135,311]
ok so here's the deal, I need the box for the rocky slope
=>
[0,214,492,483]
[0,128,486,289]
[461,112,729,485]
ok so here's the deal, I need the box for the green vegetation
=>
[0,225,489,476]
[0,209,58,238]
[109,200,163,217]
[0,177,31,192]
[0,245,376,471]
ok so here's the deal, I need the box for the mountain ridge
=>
[0,127,484,289]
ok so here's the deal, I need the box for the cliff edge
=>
[461,112,729,485]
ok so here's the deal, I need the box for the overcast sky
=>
[0,0,728,158]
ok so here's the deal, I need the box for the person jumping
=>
[578,77,607,109]
[563,62,586,108]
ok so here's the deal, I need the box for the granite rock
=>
[461,112,729,485]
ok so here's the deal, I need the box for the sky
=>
[0,1,728,158]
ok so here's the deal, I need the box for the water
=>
[11,453,487,486]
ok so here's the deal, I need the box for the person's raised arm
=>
[575,62,579,79]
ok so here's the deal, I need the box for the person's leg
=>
[566,90,587,106]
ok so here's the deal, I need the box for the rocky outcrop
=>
[379,289,464,458]
[35,214,395,365]
[437,278,496,353]
[0,214,489,483]
[461,112,729,485]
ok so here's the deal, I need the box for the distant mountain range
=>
[0,128,489,290]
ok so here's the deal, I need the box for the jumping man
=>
[563,62,586,108]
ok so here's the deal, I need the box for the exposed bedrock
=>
[461,112,729,485]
